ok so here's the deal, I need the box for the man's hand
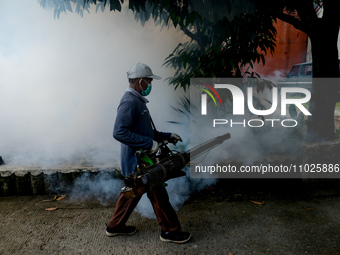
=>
[148,140,159,154]
[169,133,182,145]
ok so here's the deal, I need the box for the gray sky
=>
[0,1,187,167]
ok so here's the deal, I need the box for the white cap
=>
[127,62,162,80]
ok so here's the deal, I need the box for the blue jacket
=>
[113,88,171,176]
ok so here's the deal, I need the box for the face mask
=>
[141,80,152,96]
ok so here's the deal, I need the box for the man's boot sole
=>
[160,234,192,244]
[106,229,137,237]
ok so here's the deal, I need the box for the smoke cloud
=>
[0,1,185,167]
[1,1,218,219]
[70,171,124,206]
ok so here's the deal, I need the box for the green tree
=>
[162,8,276,90]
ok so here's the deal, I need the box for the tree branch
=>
[276,12,309,35]
[294,0,318,35]
[159,2,206,53]
[180,26,205,53]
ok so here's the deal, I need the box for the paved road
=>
[1,179,340,255]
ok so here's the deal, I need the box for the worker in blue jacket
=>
[106,62,191,244]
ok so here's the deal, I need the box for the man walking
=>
[106,62,191,244]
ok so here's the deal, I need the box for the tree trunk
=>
[306,21,340,141]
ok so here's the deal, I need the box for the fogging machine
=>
[121,133,231,199]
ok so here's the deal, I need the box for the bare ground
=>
[1,179,340,255]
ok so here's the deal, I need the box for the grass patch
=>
[336,102,340,111]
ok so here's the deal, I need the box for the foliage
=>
[335,128,340,139]
[163,10,276,90]
[39,0,92,18]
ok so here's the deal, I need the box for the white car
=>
[278,62,313,90]
[278,60,340,91]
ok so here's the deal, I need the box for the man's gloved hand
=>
[148,140,159,154]
[169,133,182,145]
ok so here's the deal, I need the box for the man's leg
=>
[106,192,141,236]
[147,186,181,232]
[147,186,191,243]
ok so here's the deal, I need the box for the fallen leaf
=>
[45,207,58,211]
[42,195,58,202]
[228,251,234,255]
[304,207,315,210]
[56,195,67,201]
[250,200,265,205]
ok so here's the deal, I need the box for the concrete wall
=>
[0,167,118,196]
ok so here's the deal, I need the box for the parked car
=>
[278,60,340,91]
[278,62,313,90]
